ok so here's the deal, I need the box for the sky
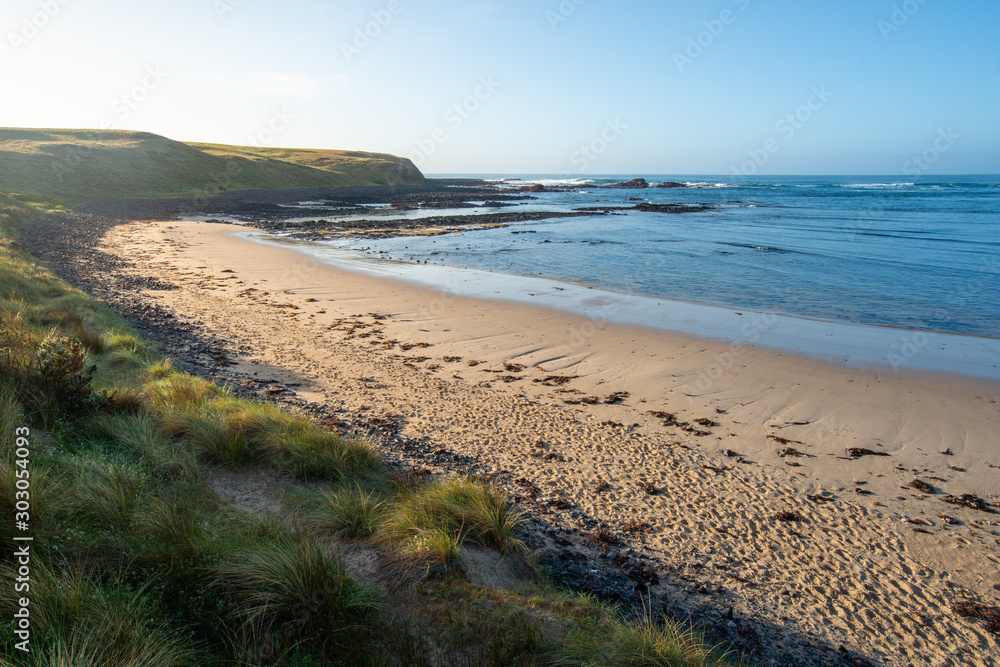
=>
[1,0,998,175]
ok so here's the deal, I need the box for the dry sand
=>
[102,219,1000,666]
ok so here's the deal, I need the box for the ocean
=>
[248,175,1000,378]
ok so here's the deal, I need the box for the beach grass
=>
[0,195,740,665]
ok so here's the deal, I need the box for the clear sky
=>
[2,0,998,175]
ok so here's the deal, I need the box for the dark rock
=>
[633,202,714,214]
[604,178,649,189]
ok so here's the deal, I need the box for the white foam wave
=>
[842,183,915,189]
[501,177,593,188]
[684,182,734,188]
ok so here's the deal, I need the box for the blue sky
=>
[2,0,998,175]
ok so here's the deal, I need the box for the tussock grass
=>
[67,460,144,532]
[105,332,141,353]
[145,373,219,409]
[0,457,56,554]
[381,477,526,560]
[152,393,382,479]
[212,533,377,656]
[0,563,196,666]
[0,383,23,442]
[271,426,382,483]
[106,412,199,480]
[561,601,737,667]
[144,357,176,379]
[302,485,388,538]
[138,499,210,571]
[406,527,462,564]
[103,385,148,416]
[172,402,267,467]
[51,302,106,354]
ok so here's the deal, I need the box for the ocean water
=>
[335,175,1000,340]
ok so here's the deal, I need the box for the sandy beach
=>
[99,219,1000,666]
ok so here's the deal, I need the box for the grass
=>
[0,563,197,666]
[561,600,737,667]
[212,533,377,658]
[0,128,425,200]
[301,485,388,538]
[0,383,22,443]
[0,193,741,665]
[380,477,527,559]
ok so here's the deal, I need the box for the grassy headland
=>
[0,136,737,665]
[0,128,425,201]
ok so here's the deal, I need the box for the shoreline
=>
[243,227,1000,382]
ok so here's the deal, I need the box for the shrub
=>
[0,314,97,425]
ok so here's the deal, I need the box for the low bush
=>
[0,313,98,426]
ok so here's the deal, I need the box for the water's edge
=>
[244,231,1000,382]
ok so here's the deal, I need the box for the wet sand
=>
[102,219,1000,666]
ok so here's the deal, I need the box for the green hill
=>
[0,128,425,200]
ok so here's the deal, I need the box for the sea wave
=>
[842,183,915,189]
[498,177,594,188]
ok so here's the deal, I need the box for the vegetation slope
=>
[0,128,425,201]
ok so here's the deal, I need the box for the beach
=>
[87,218,1000,666]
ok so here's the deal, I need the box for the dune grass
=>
[561,602,739,667]
[0,564,197,667]
[300,485,389,538]
[0,198,741,665]
[380,477,527,561]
